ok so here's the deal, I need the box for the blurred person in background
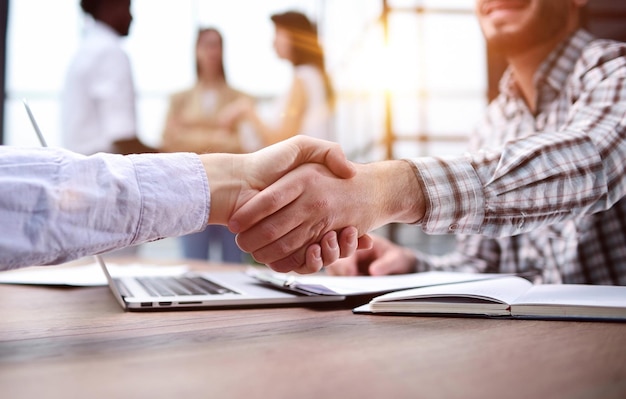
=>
[61,0,154,155]
[60,0,154,258]
[220,11,335,149]
[161,27,251,263]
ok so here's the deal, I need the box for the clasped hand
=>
[205,136,422,274]
[230,162,386,273]
[202,136,372,273]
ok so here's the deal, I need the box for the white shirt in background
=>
[61,19,137,155]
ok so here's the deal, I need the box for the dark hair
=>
[80,0,126,17]
[270,11,334,107]
[195,27,227,82]
[80,0,101,17]
[271,11,322,67]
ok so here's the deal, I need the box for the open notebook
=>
[353,276,626,321]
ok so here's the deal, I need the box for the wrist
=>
[200,153,243,225]
[374,160,425,225]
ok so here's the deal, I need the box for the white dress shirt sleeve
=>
[0,147,210,270]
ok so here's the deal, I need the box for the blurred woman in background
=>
[161,27,249,263]
[220,11,335,149]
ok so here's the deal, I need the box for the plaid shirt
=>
[410,30,626,285]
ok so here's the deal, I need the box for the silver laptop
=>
[96,256,345,310]
[23,100,346,311]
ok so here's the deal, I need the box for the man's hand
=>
[201,136,356,226]
[325,234,417,276]
[229,159,425,273]
[302,227,373,274]
[199,136,366,270]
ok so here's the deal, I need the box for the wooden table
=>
[1,261,626,399]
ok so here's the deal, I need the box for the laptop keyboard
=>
[136,276,237,297]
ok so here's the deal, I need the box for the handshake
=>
[203,136,425,274]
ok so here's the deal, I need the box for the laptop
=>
[96,256,349,310]
[22,100,348,310]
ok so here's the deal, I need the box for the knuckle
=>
[310,215,333,242]
[258,221,281,243]
[264,189,284,211]
[311,198,330,211]
[252,239,292,265]
[273,239,293,259]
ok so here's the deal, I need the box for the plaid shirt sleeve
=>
[409,39,626,239]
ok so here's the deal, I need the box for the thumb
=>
[294,136,356,179]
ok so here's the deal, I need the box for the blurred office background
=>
[0,0,491,260]
[0,0,489,259]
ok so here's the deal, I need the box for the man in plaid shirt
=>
[231,0,626,285]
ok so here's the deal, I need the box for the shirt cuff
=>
[408,156,484,235]
[128,153,210,244]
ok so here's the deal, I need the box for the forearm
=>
[415,64,626,238]
[414,118,625,238]
[381,160,426,225]
[0,149,209,270]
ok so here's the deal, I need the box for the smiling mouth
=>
[482,0,530,15]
